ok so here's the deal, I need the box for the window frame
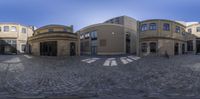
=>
[141,24,148,31]
[149,23,157,30]
[175,26,181,33]
[196,27,200,32]
[188,28,192,33]
[3,26,9,32]
[11,26,17,32]
[163,23,170,31]
[21,28,27,34]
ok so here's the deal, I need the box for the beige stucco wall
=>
[0,23,34,53]
[187,24,200,37]
[78,23,138,55]
[57,40,78,56]
[29,25,79,56]
[139,19,188,56]
[140,20,185,41]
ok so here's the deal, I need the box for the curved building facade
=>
[186,23,200,54]
[77,16,138,55]
[0,23,34,54]
[139,19,191,56]
[28,25,80,56]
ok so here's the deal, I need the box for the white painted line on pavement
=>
[24,55,32,59]
[128,56,141,60]
[120,57,129,64]
[83,58,100,64]
[126,58,133,62]
[81,58,91,62]
[111,60,117,66]
[103,60,110,66]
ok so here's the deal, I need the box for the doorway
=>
[196,40,200,54]
[150,42,157,53]
[0,46,5,54]
[126,33,131,53]
[70,42,76,56]
[40,41,57,56]
[174,43,179,55]
[182,44,185,54]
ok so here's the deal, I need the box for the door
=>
[126,33,131,53]
[150,42,157,53]
[196,40,200,54]
[182,44,185,54]
[70,42,76,56]
[0,46,5,54]
[174,43,179,55]
[40,41,57,56]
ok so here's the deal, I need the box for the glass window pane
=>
[11,26,17,32]
[22,28,27,33]
[4,26,9,32]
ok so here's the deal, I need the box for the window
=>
[11,26,17,32]
[63,28,68,32]
[149,23,157,30]
[188,28,192,33]
[150,42,157,53]
[21,44,26,52]
[80,35,84,39]
[84,33,90,39]
[141,43,147,53]
[141,24,147,31]
[163,23,170,31]
[21,28,26,33]
[6,40,11,44]
[90,31,97,40]
[197,27,200,32]
[48,28,54,32]
[100,39,106,47]
[4,26,9,32]
[11,40,16,44]
[175,26,180,33]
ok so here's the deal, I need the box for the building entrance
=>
[70,42,76,56]
[40,41,57,56]
[174,43,179,55]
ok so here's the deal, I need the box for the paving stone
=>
[1,55,200,99]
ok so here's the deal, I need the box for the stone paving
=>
[1,55,200,98]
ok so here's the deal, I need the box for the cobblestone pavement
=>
[1,55,200,98]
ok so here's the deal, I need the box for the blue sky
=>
[0,0,199,31]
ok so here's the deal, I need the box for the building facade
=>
[78,16,197,56]
[77,16,138,55]
[28,25,80,56]
[0,23,34,54]
[186,23,200,54]
[139,19,193,56]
